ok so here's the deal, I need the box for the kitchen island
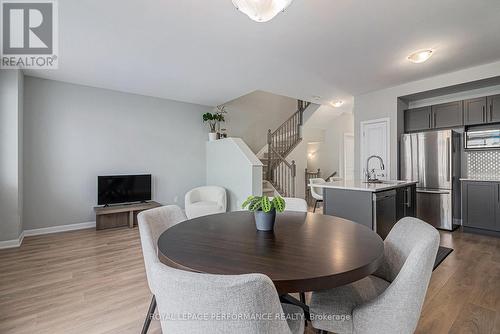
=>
[311,180,417,239]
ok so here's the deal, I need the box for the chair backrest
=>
[309,178,325,200]
[374,217,439,282]
[185,186,226,205]
[282,197,308,212]
[137,205,187,294]
[150,262,295,334]
[354,217,440,334]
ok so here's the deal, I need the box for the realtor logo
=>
[1,0,58,68]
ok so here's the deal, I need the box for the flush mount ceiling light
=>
[331,100,344,108]
[407,49,434,64]
[232,0,294,22]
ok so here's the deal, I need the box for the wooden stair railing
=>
[266,100,310,197]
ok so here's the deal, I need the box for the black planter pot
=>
[254,209,276,231]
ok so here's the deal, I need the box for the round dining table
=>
[157,211,384,296]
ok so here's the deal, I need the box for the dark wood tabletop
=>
[157,211,384,294]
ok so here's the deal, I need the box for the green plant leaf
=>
[272,196,285,213]
[241,195,255,209]
[249,200,262,211]
[261,196,271,212]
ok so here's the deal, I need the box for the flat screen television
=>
[98,174,151,205]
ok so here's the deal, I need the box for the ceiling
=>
[25,0,500,106]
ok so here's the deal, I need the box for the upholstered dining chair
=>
[185,186,227,219]
[309,178,325,213]
[140,208,305,334]
[151,264,305,334]
[309,217,440,334]
[282,197,308,213]
[137,205,187,334]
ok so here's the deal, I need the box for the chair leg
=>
[299,292,308,327]
[313,200,318,213]
[141,295,156,334]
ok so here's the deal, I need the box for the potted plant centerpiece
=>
[242,195,285,231]
[203,106,226,141]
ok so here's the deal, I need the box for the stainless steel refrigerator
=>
[400,130,461,231]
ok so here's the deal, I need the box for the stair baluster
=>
[265,100,309,197]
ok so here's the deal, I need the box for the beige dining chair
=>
[137,205,187,334]
[310,217,439,334]
[309,178,325,212]
[282,197,308,212]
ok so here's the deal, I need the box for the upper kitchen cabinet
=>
[405,102,463,132]
[487,94,500,123]
[464,97,487,125]
[404,106,432,132]
[404,93,500,133]
[431,101,464,128]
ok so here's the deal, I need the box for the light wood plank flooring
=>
[0,226,499,334]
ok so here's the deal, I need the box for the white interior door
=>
[360,118,390,180]
[343,133,354,180]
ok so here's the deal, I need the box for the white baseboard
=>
[0,231,25,250]
[23,221,96,237]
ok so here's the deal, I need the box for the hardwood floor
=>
[0,226,498,334]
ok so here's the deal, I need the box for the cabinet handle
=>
[416,189,450,194]
[482,106,486,122]
[428,114,431,128]
[498,184,499,203]
[405,187,411,208]
[446,137,451,182]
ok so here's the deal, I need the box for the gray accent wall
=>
[0,70,23,242]
[23,77,210,230]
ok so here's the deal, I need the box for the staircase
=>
[261,100,310,197]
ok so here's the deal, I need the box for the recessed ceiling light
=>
[312,95,321,100]
[407,49,434,64]
[331,100,344,108]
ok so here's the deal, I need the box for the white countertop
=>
[310,180,418,192]
[460,178,500,182]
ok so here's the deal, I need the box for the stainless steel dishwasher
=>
[373,189,397,240]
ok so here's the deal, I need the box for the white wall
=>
[306,113,354,178]
[223,90,297,153]
[354,60,500,179]
[0,70,23,243]
[23,77,211,230]
[206,138,262,211]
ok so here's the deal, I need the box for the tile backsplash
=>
[467,151,500,179]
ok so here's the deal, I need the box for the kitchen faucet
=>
[365,155,385,182]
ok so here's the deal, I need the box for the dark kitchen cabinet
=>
[404,106,432,132]
[374,190,397,240]
[462,181,500,232]
[464,97,487,125]
[487,94,500,123]
[404,94,500,133]
[405,102,463,132]
[396,185,416,220]
[431,101,464,128]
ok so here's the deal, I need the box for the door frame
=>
[360,117,391,179]
[343,133,354,180]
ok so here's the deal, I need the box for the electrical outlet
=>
[173,196,178,203]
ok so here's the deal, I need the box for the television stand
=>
[94,201,161,230]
